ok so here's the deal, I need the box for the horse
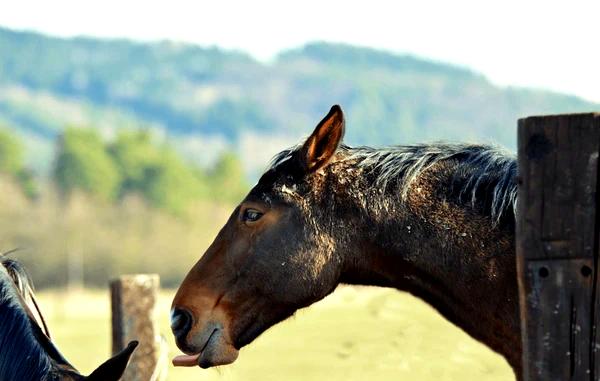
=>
[0,255,138,381]
[170,105,521,380]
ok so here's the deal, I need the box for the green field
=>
[37,286,514,381]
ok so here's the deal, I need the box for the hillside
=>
[0,26,597,174]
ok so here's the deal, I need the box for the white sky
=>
[1,0,599,102]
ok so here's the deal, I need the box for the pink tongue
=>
[172,354,201,367]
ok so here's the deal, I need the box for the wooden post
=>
[517,113,600,380]
[111,274,167,381]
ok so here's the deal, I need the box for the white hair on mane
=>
[340,143,517,223]
[266,142,517,224]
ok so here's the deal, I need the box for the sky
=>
[1,0,599,103]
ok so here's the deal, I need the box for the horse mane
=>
[268,142,517,224]
[0,256,60,381]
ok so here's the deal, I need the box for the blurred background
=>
[0,1,598,380]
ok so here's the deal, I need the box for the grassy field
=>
[37,287,514,381]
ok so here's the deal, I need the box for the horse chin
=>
[197,329,239,368]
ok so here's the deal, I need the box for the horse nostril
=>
[170,308,193,339]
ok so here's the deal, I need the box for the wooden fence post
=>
[517,113,600,380]
[111,274,168,381]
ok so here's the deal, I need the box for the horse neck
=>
[329,160,521,371]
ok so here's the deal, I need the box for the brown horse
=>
[171,105,521,379]
[0,256,138,381]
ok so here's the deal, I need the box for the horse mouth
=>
[172,328,238,368]
[172,328,217,367]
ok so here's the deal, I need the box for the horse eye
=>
[242,208,263,223]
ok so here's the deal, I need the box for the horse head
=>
[0,256,138,381]
[171,105,348,368]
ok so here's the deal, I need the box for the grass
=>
[37,287,514,381]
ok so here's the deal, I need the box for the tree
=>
[208,151,248,203]
[108,130,162,197]
[139,149,206,214]
[108,131,208,213]
[54,128,121,201]
[0,127,24,175]
[0,127,38,198]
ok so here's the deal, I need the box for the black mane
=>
[0,257,59,381]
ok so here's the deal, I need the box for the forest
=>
[0,125,245,287]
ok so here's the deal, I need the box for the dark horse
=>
[171,105,521,379]
[0,255,138,381]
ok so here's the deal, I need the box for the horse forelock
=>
[265,142,517,224]
[265,143,302,173]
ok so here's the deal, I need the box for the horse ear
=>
[299,105,345,173]
[85,341,138,381]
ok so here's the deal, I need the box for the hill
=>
[0,26,597,174]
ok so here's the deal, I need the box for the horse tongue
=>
[172,353,201,367]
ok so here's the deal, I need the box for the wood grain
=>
[517,113,600,380]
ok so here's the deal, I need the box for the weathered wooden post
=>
[517,113,600,380]
[111,274,168,381]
